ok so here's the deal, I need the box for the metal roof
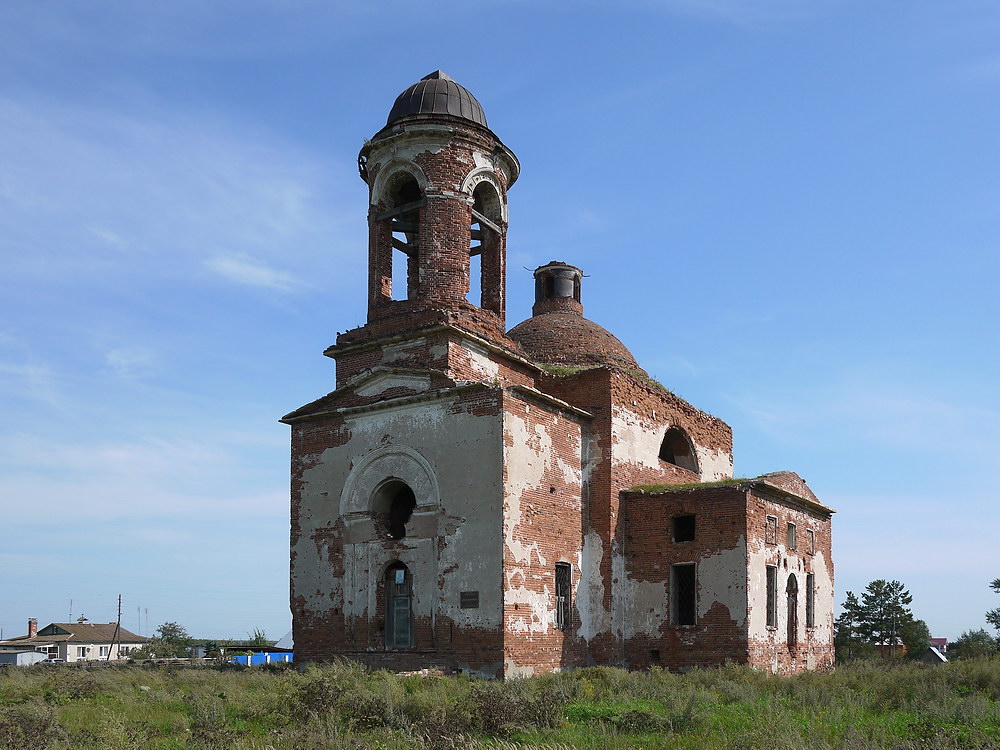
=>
[386,71,488,127]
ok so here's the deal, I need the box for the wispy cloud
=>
[105,347,156,378]
[0,360,60,405]
[205,253,303,292]
[0,95,352,287]
[0,432,286,522]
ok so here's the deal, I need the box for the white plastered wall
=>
[294,393,504,649]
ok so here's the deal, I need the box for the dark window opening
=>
[786,574,799,649]
[671,564,696,626]
[658,427,699,473]
[807,529,815,555]
[766,565,777,627]
[460,591,480,609]
[649,649,661,664]
[384,563,413,650]
[672,514,696,543]
[787,522,797,550]
[806,573,815,628]
[372,480,417,540]
[555,562,571,631]
[387,485,416,540]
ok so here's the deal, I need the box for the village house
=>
[283,71,835,677]
[0,618,148,662]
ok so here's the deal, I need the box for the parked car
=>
[40,658,65,663]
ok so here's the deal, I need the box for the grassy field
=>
[2,658,999,749]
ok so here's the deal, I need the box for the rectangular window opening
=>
[787,522,797,550]
[765,516,777,545]
[555,562,571,631]
[807,529,815,555]
[806,573,816,628]
[672,514,696,543]
[766,565,777,628]
[649,649,661,664]
[671,563,697,626]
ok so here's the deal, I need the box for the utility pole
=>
[107,594,122,661]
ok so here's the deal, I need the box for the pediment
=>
[353,370,431,398]
[281,367,441,422]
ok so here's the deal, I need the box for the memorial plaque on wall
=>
[460,591,480,609]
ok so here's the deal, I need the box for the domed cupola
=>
[508,262,643,372]
[386,71,488,128]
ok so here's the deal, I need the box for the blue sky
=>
[1,0,998,642]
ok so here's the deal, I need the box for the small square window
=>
[765,516,777,545]
[672,514,695,543]
[787,523,797,550]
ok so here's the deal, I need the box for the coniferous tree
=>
[986,578,1000,634]
[858,579,913,657]
[835,591,870,661]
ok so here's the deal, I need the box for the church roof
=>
[386,71,488,127]
[508,312,641,372]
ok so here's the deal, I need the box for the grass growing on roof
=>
[630,477,752,493]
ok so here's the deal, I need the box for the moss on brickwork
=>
[629,477,751,493]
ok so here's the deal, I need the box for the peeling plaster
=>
[611,405,733,481]
[695,445,734,481]
[380,338,427,366]
[460,340,500,380]
[696,537,748,625]
[502,413,550,568]
[293,396,504,631]
[576,531,610,642]
[355,372,431,398]
[618,571,669,640]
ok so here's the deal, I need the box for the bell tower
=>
[358,71,519,335]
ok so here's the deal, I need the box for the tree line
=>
[835,577,1000,661]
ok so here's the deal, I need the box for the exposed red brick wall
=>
[620,486,750,671]
[499,389,589,673]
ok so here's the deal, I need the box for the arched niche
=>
[659,426,699,474]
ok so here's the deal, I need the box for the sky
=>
[1,0,998,643]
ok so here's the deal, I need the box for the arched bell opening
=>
[468,181,504,313]
[372,171,425,304]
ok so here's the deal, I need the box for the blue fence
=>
[229,652,294,666]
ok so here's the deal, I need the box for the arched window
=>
[371,480,417,540]
[786,574,799,650]
[659,427,699,473]
[384,562,413,650]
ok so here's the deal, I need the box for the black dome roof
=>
[387,71,488,127]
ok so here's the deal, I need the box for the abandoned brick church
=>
[283,72,835,676]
